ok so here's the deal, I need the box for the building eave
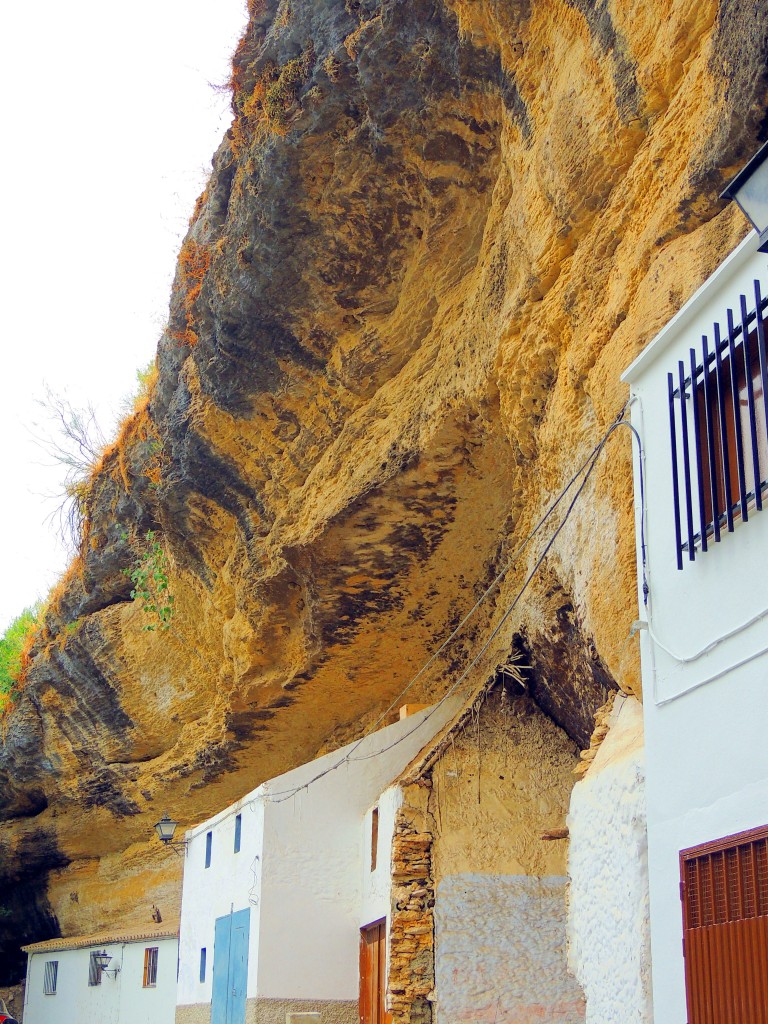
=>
[621,231,759,385]
[395,659,525,786]
[22,927,178,955]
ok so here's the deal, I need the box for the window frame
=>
[205,830,212,869]
[370,807,379,873]
[143,946,159,988]
[668,278,768,568]
[43,959,58,995]
[234,813,242,854]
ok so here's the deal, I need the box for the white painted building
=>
[22,929,178,1024]
[175,701,460,1024]
[622,223,768,1022]
[566,694,650,1024]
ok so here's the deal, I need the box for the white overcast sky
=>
[0,1,248,632]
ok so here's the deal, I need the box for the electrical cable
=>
[266,404,634,802]
[627,394,768,703]
[653,642,768,706]
[647,604,768,665]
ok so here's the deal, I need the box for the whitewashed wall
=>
[623,230,768,1021]
[177,700,460,1011]
[177,797,264,1005]
[256,707,457,1002]
[24,937,177,1024]
[360,785,402,929]
[567,696,651,1024]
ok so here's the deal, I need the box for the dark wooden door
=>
[360,919,391,1024]
[681,826,768,1023]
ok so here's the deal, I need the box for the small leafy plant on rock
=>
[124,531,175,631]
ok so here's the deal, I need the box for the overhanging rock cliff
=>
[1,0,767,983]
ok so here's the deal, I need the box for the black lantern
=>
[153,813,179,844]
[721,140,768,253]
[153,812,187,854]
[92,950,112,973]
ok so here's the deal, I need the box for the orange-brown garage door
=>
[681,825,768,1023]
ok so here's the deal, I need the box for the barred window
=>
[668,278,768,567]
[143,946,159,988]
[43,960,58,995]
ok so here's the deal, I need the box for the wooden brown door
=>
[360,919,391,1024]
[681,825,768,1023]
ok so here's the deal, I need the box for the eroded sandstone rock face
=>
[1,0,767,982]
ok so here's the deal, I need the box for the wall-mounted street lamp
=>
[721,139,768,252]
[93,950,121,978]
[153,813,187,855]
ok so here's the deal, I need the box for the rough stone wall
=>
[429,692,584,1023]
[567,696,650,1024]
[388,691,585,1024]
[389,785,435,1024]
[1,0,768,975]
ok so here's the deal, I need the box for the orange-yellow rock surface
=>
[1,0,766,982]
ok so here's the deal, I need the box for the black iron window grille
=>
[668,278,768,569]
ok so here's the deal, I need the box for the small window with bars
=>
[143,946,159,988]
[88,952,102,987]
[43,960,58,995]
[667,278,768,568]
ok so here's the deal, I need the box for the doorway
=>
[681,825,768,1023]
[359,919,391,1024]
[212,908,250,1024]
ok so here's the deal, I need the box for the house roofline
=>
[22,928,178,954]
[184,698,466,841]
[720,140,768,201]
[621,231,760,385]
[395,659,524,786]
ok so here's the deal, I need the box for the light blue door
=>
[212,908,250,1024]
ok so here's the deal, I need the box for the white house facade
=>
[623,224,768,1022]
[22,929,178,1024]
[175,700,460,1024]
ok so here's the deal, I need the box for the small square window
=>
[234,814,242,854]
[205,831,212,869]
[44,960,58,995]
[199,947,207,983]
[143,946,159,988]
